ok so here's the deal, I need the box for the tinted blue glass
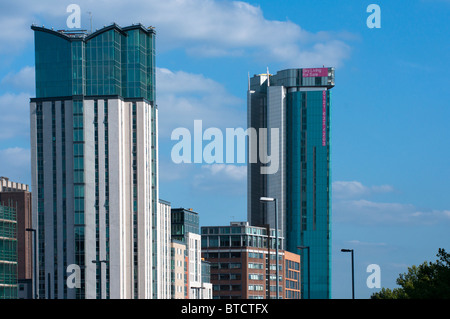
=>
[122,29,154,101]
[86,29,121,96]
[286,90,331,299]
[35,31,72,97]
[33,25,155,101]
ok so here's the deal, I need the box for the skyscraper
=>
[30,23,159,299]
[247,68,335,299]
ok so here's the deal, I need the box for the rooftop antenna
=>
[267,66,270,86]
[87,11,92,33]
[248,72,250,91]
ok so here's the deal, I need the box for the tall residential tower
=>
[248,68,335,299]
[30,23,159,299]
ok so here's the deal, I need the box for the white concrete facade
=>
[30,97,160,299]
[186,232,202,299]
[171,241,187,299]
[157,200,172,298]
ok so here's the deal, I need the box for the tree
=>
[371,248,450,299]
[370,287,407,299]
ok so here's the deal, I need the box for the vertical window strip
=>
[301,93,307,232]
[104,100,110,299]
[36,102,45,297]
[73,100,85,299]
[151,103,158,298]
[94,100,100,298]
[61,101,67,298]
[52,101,58,298]
[327,92,331,229]
[313,147,316,231]
[132,102,138,298]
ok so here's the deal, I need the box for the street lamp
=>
[25,228,37,299]
[92,259,107,299]
[260,197,279,299]
[297,246,310,299]
[341,249,355,299]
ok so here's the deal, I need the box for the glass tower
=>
[30,23,159,299]
[247,68,335,299]
[171,208,200,242]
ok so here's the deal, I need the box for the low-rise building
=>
[0,177,32,299]
[0,202,18,299]
[170,207,211,299]
[171,240,188,299]
[201,221,301,299]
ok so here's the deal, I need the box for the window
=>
[231,236,241,247]
[220,236,230,247]
[248,263,263,269]
[230,251,241,258]
[209,236,218,247]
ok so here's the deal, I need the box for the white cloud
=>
[157,67,225,95]
[192,164,246,194]
[0,0,352,67]
[333,198,450,226]
[0,16,33,53]
[333,180,450,226]
[0,70,35,141]
[203,163,247,181]
[0,1,66,53]
[346,240,387,247]
[156,67,245,138]
[332,181,394,199]
[0,92,30,141]
[0,147,31,185]
[1,66,35,93]
[158,160,192,182]
[157,67,247,194]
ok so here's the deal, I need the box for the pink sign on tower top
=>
[302,68,328,77]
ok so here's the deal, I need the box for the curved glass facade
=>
[35,31,72,97]
[85,29,121,96]
[33,24,155,102]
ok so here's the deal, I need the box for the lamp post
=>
[341,249,355,299]
[264,223,271,299]
[92,259,107,299]
[297,246,310,299]
[25,228,37,299]
[260,197,279,299]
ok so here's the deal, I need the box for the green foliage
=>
[370,287,407,299]
[371,248,450,299]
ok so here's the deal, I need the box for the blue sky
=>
[0,0,449,299]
